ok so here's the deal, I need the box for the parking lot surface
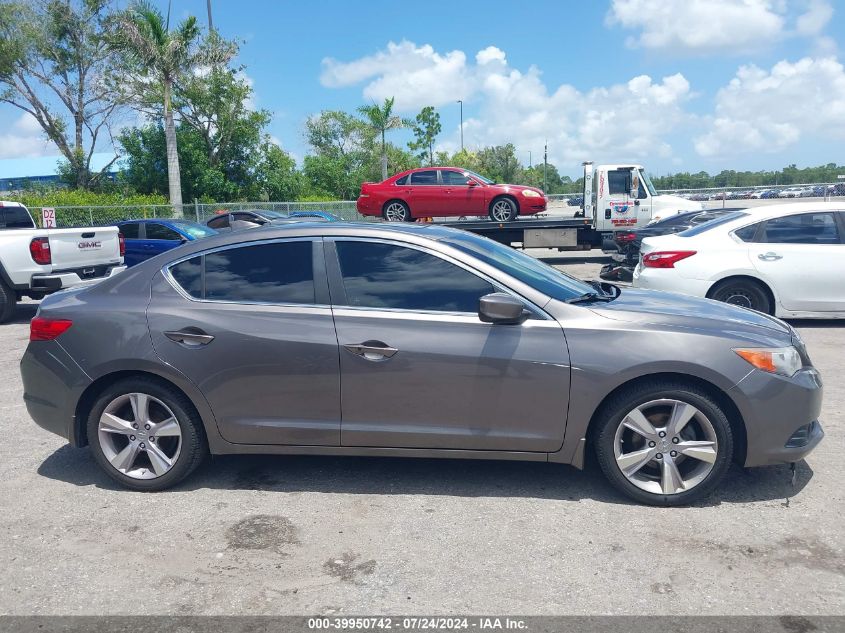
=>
[1,252,843,616]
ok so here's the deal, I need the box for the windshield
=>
[440,231,596,302]
[465,170,495,185]
[639,170,657,196]
[678,211,748,237]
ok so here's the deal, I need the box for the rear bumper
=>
[31,265,126,291]
[632,266,712,297]
[20,341,92,446]
[356,197,379,217]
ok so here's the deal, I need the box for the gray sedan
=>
[20,223,824,505]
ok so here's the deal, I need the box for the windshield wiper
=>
[565,292,614,304]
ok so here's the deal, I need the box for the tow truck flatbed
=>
[439,215,605,250]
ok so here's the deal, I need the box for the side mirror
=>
[467,180,479,187]
[479,293,528,324]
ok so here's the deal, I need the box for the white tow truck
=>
[443,162,703,250]
[0,201,126,322]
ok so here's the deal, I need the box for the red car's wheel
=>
[383,200,411,222]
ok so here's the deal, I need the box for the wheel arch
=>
[583,372,747,466]
[382,198,412,219]
[73,369,206,448]
[489,194,520,214]
[706,274,777,312]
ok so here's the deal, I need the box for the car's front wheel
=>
[594,381,733,506]
[87,377,207,491]
[489,197,517,222]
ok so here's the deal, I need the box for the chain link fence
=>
[23,182,845,228]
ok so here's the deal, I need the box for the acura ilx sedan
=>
[20,223,823,505]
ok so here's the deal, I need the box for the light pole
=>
[528,151,532,168]
[206,0,213,30]
[456,100,463,153]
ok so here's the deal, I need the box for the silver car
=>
[20,223,824,505]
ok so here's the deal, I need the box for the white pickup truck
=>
[0,201,125,323]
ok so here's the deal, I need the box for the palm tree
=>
[358,97,412,181]
[115,2,229,215]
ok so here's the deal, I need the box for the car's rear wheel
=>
[383,201,411,222]
[594,381,733,506]
[0,280,16,324]
[87,377,207,491]
[708,278,772,314]
[489,197,517,222]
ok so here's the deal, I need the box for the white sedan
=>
[633,202,845,318]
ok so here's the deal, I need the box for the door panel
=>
[440,170,485,215]
[146,240,340,445]
[405,169,444,216]
[749,212,845,312]
[334,310,569,451]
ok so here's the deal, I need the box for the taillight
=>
[29,237,51,265]
[616,232,637,243]
[30,316,73,341]
[118,232,126,257]
[642,250,697,268]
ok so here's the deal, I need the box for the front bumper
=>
[31,265,126,292]
[730,367,824,467]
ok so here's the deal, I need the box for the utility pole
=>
[456,100,463,153]
[543,140,548,193]
[207,0,213,30]
[528,151,532,168]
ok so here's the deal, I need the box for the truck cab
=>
[585,163,703,233]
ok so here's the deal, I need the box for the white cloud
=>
[0,113,56,159]
[796,0,834,35]
[607,0,835,54]
[321,40,693,168]
[694,56,845,156]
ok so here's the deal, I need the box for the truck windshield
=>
[440,231,597,302]
[640,170,657,196]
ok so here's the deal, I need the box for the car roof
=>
[735,201,843,220]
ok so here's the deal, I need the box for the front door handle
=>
[164,329,215,346]
[343,340,398,361]
[758,252,783,261]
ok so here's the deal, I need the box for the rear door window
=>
[762,213,841,244]
[205,241,315,304]
[207,215,230,229]
[2,206,34,229]
[409,170,438,185]
[119,222,141,239]
[334,241,494,313]
[145,223,182,240]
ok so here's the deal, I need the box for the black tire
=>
[593,380,734,506]
[0,279,16,324]
[489,197,518,222]
[87,377,207,491]
[708,278,772,314]
[382,200,412,222]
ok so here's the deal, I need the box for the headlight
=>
[734,346,802,377]
[521,190,541,198]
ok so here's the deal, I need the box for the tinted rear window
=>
[678,212,748,237]
[119,222,141,239]
[2,206,34,229]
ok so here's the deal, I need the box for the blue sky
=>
[2,0,844,179]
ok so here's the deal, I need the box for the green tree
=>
[0,0,122,189]
[303,110,373,199]
[408,106,441,165]
[476,144,521,183]
[357,97,411,180]
[111,1,233,214]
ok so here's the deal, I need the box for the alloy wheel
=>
[97,392,183,480]
[490,200,514,222]
[384,202,408,221]
[613,398,718,495]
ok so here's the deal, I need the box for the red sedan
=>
[356,167,547,222]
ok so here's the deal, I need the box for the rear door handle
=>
[758,252,783,261]
[343,341,398,361]
[164,330,215,346]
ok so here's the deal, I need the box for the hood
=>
[585,288,792,343]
